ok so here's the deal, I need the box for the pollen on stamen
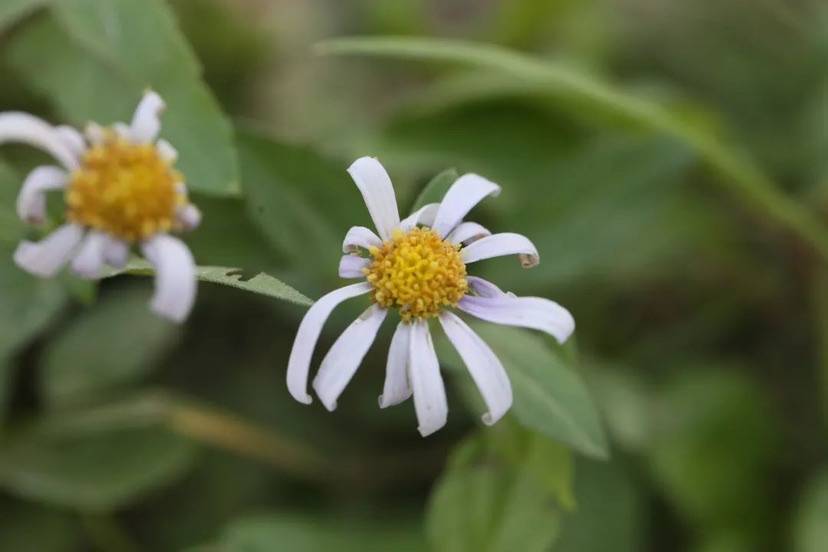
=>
[364,227,468,321]
[65,132,189,243]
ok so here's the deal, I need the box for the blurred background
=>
[1,0,827,550]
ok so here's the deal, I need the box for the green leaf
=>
[0,501,82,552]
[468,324,608,459]
[316,36,828,260]
[410,167,458,212]
[0,0,45,31]
[8,1,239,195]
[41,287,181,407]
[793,470,828,552]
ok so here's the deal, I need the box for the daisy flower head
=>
[287,157,575,436]
[0,91,201,322]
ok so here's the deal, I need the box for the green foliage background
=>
[0,0,827,550]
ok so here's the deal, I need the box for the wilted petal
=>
[446,221,491,245]
[431,174,500,237]
[339,255,369,279]
[312,304,388,410]
[16,166,67,224]
[347,157,400,240]
[14,224,84,277]
[409,320,448,437]
[0,112,79,170]
[439,311,512,425]
[286,282,372,404]
[141,234,196,323]
[399,203,439,232]
[130,90,165,143]
[461,233,539,268]
[379,322,412,408]
[342,225,382,253]
[71,231,109,279]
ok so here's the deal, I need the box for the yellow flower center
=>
[365,227,468,321]
[65,134,186,242]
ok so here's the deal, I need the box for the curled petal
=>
[379,322,412,408]
[399,203,439,232]
[141,234,196,323]
[103,236,130,268]
[342,226,382,253]
[439,311,512,425]
[156,139,178,163]
[312,305,388,410]
[461,233,539,268]
[409,320,448,437]
[431,174,500,237]
[55,125,87,157]
[446,221,491,245]
[176,204,201,231]
[71,231,108,279]
[459,280,574,344]
[130,90,165,143]
[14,224,84,277]
[16,166,67,224]
[286,282,372,404]
[0,112,79,170]
[339,255,369,279]
[347,157,400,240]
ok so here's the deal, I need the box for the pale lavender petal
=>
[439,311,512,425]
[312,305,388,410]
[176,204,201,231]
[286,282,372,404]
[379,322,412,408]
[461,232,539,268]
[55,125,86,157]
[339,255,369,279]
[347,157,400,240]
[16,166,67,224]
[85,123,106,145]
[342,225,382,253]
[113,122,131,139]
[399,203,439,232]
[71,231,108,279]
[130,90,165,143]
[409,320,448,437]
[103,236,130,268]
[141,234,196,323]
[466,275,506,298]
[0,112,79,170]
[156,139,178,163]
[14,224,84,277]
[446,221,491,245]
[431,174,500,237]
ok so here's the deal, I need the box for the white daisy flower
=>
[0,91,201,322]
[287,157,575,436]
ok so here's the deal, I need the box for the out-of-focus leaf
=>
[8,2,238,195]
[0,0,45,31]
[204,514,426,552]
[793,469,828,552]
[410,167,458,212]
[41,287,180,407]
[0,500,82,552]
[317,36,828,259]
[106,259,312,307]
[466,324,608,459]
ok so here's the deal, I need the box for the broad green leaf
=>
[0,501,82,552]
[8,2,239,195]
[469,324,608,459]
[793,470,828,552]
[317,37,828,259]
[410,167,458,212]
[0,0,45,32]
[41,287,181,407]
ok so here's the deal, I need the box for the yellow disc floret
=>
[365,227,468,321]
[66,133,186,242]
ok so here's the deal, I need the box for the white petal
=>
[446,221,491,245]
[85,123,106,145]
[176,204,201,231]
[459,288,575,345]
[312,304,388,410]
[439,311,512,425]
[338,255,369,279]
[103,236,130,268]
[399,203,439,232]
[461,232,539,268]
[71,231,108,279]
[342,225,382,253]
[16,166,67,224]
[130,90,165,143]
[466,275,506,298]
[141,234,196,323]
[347,157,400,240]
[113,122,131,139]
[409,320,448,437]
[431,174,500,237]
[55,125,87,156]
[156,139,178,163]
[379,322,412,408]
[286,282,373,404]
[0,112,79,170]
[13,224,84,277]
